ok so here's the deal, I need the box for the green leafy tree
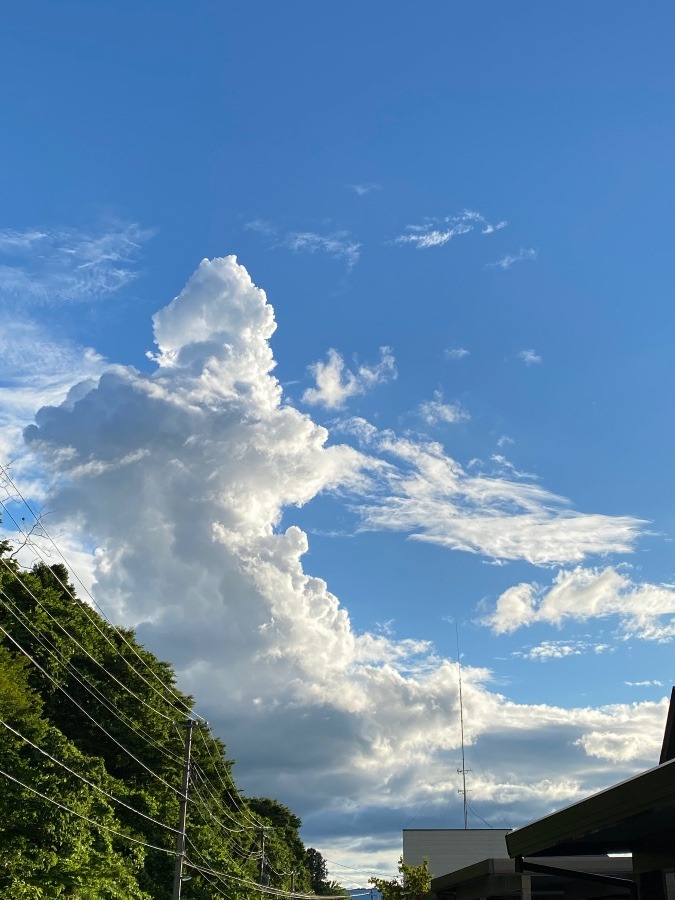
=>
[248,798,313,893]
[305,847,348,896]
[0,541,322,899]
[0,643,151,898]
[306,847,329,893]
[370,857,431,900]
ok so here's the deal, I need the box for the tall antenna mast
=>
[455,624,470,830]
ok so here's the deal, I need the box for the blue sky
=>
[2,0,675,885]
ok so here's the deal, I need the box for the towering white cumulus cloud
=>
[19,255,667,863]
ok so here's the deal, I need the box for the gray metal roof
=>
[506,755,675,859]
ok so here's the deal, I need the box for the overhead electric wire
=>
[184,854,352,900]
[189,774,260,855]
[0,571,184,766]
[0,552,178,724]
[0,503,264,839]
[0,718,180,836]
[0,465,198,718]
[185,862,233,900]
[0,469,266,818]
[195,727,265,830]
[466,801,494,829]
[0,618,183,798]
[0,581,183,767]
[191,761,259,831]
[0,765,174,855]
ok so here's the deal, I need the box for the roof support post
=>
[638,870,667,900]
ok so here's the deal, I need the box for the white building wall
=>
[402,828,511,879]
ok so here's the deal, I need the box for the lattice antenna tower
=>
[455,624,471,829]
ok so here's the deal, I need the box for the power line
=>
[0,553,179,724]
[0,618,184,798]
[189,777,262,861]
[0,464,197,718]
[184,857,350,900]
[0,717,179,836]
[0,579,183,766]
[195,726,265,830]
[0,765,174,855]
[190,763,258,833]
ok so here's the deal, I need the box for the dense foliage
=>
[0,544,338,899]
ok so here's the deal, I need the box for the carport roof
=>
[506,753,675,859]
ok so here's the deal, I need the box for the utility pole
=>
[259,827,267,885]
[173,718,205,900]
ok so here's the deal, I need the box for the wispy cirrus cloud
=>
[484,566,675,642]
[488,247,538,269]
[513,639,613,661]
[418,390,469,427]
[0,222,154,305]
[244,219,361,269]
[302,346,396,409]
[284,231,361,269]
[444,347,470,360]
[341,423,644,566]
[518,349,542,365]
[392,209,507,249]
[350,183,381,196]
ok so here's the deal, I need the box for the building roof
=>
[432,854,632,891]
[506,751,675,860]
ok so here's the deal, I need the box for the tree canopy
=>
[0,545,345,899]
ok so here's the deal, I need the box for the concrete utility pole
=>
[259,827,267,885]
[173,718,205,900]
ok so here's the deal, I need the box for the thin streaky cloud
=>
[391,209,507,249]
[519,349,542,365]
[488,247,538,269]
[513,639,613,661]
[395,223,473,249]
[513,640,584,661]
[0,222,154,305]
[0,229,49,253]
[244,218,278,236]
[444,347,469,360]
[350,183,381,196]
[341,422,644,566]
[417,390,469,426]
[285,231,361,269]
[245,219,361,269]
[481,221,508,234]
